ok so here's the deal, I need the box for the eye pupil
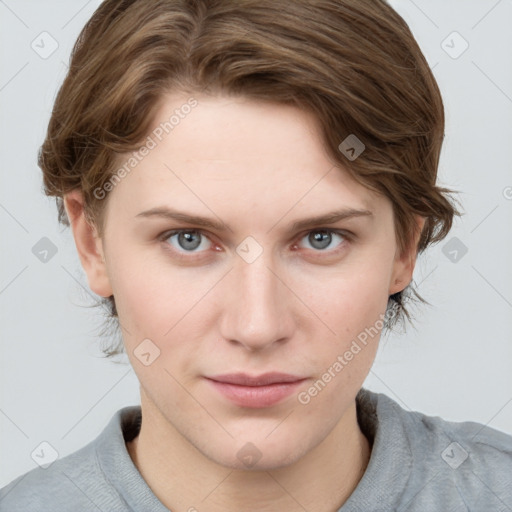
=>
[309,230,332,250]
[178,231,201,250]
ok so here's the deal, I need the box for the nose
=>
[218,250,294,352]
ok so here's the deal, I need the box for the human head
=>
[39,0,460,357]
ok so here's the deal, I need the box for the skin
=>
[64,93,424,512]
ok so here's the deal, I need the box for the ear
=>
[63,189,113,298]
[388,215,426,296]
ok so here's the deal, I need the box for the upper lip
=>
[206,372,306,386]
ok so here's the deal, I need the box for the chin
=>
[204,439,309,472]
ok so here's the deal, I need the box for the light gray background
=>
[1,0,511,488]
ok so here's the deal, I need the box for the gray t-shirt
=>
[1,388,511,511]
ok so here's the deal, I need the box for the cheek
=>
[298,272,390,410]
[299,256,392,384]
[107,249,224,386]
[108,251,207,390]
[107,246,202,331]
[311,257,393,336]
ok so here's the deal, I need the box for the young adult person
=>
[1,1,511,510]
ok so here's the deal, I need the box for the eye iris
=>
[178,231,201,250]
[309,230,332,250]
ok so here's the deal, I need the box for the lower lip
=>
[206,379,306,408]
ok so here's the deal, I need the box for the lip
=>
[205,372,308,408]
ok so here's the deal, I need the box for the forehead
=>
[105,93,387,222]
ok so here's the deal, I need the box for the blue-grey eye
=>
[166,230,212,252]
[302,230,345,251]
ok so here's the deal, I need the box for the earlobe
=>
[63,189,113,298]
[388,215,426,296]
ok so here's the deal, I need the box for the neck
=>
[127,396,370,512]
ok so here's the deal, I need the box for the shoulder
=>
[392,393,512,469]
[363,389,512,510]
[407,403,512,510]
[361,388,512,460]
[0,441,110,511]
[0,407,140,512]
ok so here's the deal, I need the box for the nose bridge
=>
[221,243,290,350]
[239,250,278,305]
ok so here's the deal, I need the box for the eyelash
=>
[157,228,352,261]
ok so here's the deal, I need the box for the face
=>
[67,93,419,470]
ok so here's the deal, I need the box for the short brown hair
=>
[39,0,461,357]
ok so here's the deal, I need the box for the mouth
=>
[204,372,308,408]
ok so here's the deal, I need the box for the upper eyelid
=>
[161,227,350,238]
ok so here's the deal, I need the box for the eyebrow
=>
[135,206,373,232]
